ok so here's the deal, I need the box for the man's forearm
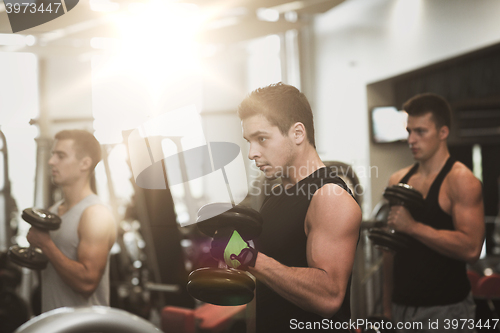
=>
[407,222,481,263]
[41,241,99,297]
[248,253,345,318]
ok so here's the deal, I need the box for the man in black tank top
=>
[382,94,484,332]
[235,83,361,332]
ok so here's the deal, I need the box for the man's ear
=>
[439,125,449,141]
[291,122,306,144]
[80,156,92,172]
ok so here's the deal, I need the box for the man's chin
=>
[262,169,280,180]
[412,154,424,161]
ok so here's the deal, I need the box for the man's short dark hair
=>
[55,130,102,172]
[402,93,452,129]
[237,82,316,148]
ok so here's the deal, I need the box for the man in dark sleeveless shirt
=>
[382,94,484,332]
[234,83,361,332]
[27,130,116,311]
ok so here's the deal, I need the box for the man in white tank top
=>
[27,130,116,312]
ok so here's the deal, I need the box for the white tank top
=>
[42,194,111,312]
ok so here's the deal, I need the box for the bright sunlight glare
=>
[92,0,206,145]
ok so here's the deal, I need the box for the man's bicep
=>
[77,239,109,275]
[77,205,116,269]
[306,188,361,281]
[307,220,359,281]
[452,178,484,241]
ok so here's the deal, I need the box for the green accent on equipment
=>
[223,230,248,268]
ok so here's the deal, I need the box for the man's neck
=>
[60,179,93,210]
[282,146,324,188]
[418,144,450,176]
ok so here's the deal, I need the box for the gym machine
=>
[14,306,161,333]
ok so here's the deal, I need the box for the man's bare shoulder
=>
[307,184,361,230]
[388,165,414,186]
[447,161,480,185]
[446,161,482,200]
[80,204,115,229]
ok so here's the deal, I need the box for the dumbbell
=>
[187,203,263,306]
[368,183,424,252]
[0,252,22,292]
[8,208,61,270]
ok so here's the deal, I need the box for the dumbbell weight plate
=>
[368,230,407,252]
[8,245,48,270]
[197,204,263,240]
[368,229,411,253]
[369,228,416,244]
[383,184,424,216]
[0,266,22,290]
[198,203,263,225]
[0,252,23,290]
[22,208,61,231]
[187,268,255,306]
[384,183,423,200]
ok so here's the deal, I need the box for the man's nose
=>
[247,143,260,160]
[48,155,56,165]
[408,132,416,145]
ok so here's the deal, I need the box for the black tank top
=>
[256,167,353,332]
[392,157,471,306]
